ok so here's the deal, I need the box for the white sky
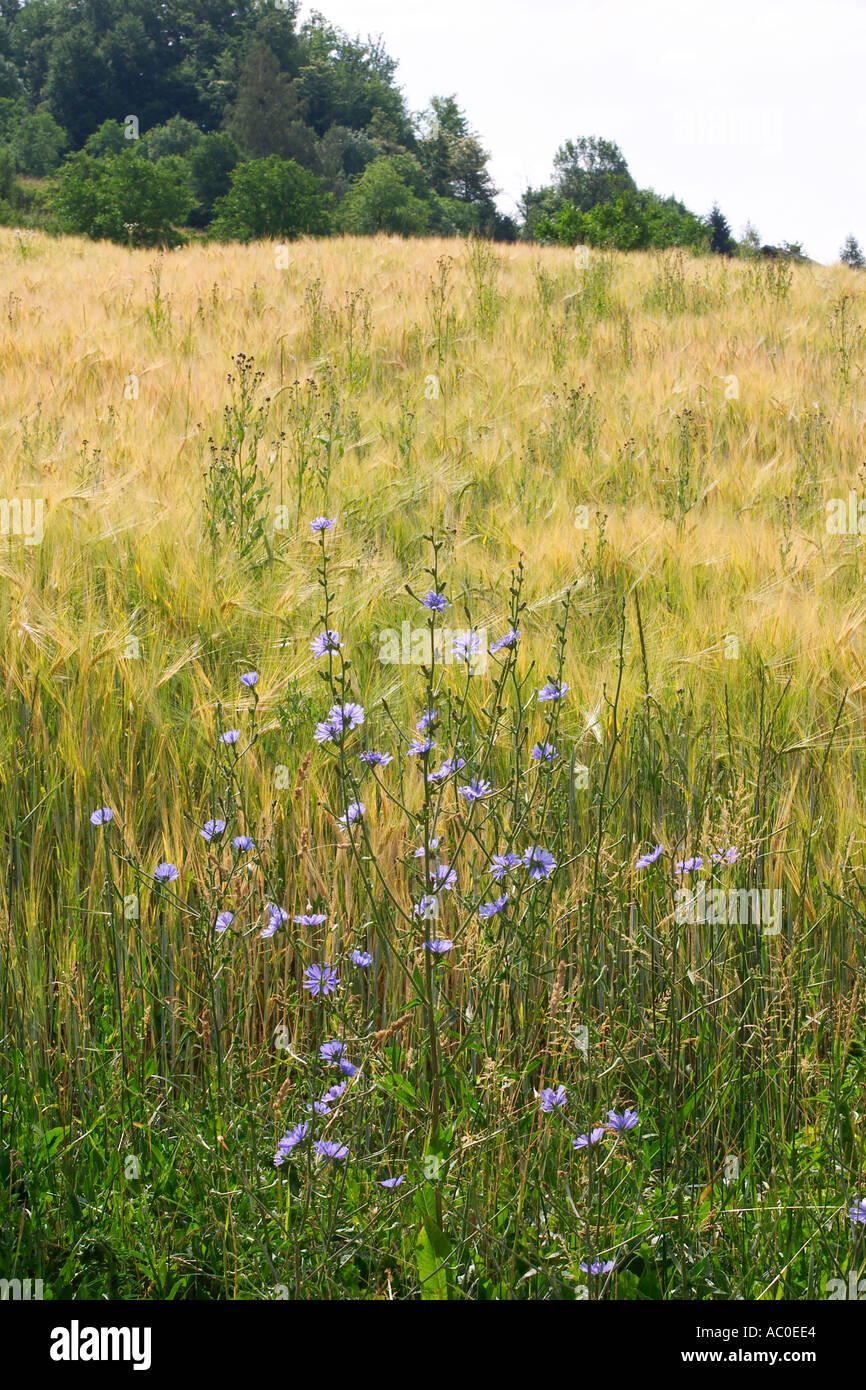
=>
[301,0,866,263]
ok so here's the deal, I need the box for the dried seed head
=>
[550,960,567,1020]
[274,1075,293,1113]
[372,1011,413,1047]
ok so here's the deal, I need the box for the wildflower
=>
[413,838,441,858]
[314,702,365,744]
[531,743,558,762]
[452,630,482,663]
[712,846,740,865]
[322,1081,347,1105]
[219,729,240,745]
[523,846,556,880]
[635,844,664,870]
[429,864,457,891]
[427,755,465,782]
[420,591,449,611]
[303,963,340,997]
[360,750,392,766]
[413,895,439,918]
[490,852,521,881]
[490,628,520,653]
[457,777,493,803]
[311,631,342,658]
[675,857,703,874]
[407,736,436,756]
[261,905,288,939]
[380,1175,405,1188]
[350,949,373,967]
[539,1085,568,1112]
[580,1259,615,1275]
[90,807,114,826]
[574,1128,605,1150]
[337,801,365,829]
[607,1108,639,1131]
[314,1139,348,1160]
[310,516,335,532]
[416,708,438,731]
[274,1122,308,1166]
[200,818,226,842]
[214,910,234,934]
[479,894,508,919]
[848,1200,866,1225]
[339,1058,358,1077]
[335,700,365,731]
[538,680,568,702]
[232,835,255,851]
[294,912,328,926]
[424,939,454,954]
[240,671,258,687]
[319,1040,345,1063]
[154,862,179,883]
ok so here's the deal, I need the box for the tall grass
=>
[1,230,865,1299]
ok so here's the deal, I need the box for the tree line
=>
[0,0,859,261]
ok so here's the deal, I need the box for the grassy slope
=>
[1,229,865,1299]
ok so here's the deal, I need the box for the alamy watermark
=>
[49,1321,151,1371]
[674,885,782,935]
[826,1270,866,1300]
[378,624,488,674]
[0,1277,43,1300]
[0,497,43,545]
[826,492,866,535]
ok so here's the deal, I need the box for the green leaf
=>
[415,1220,450,1301]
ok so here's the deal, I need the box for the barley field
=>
[2,228,866,1301]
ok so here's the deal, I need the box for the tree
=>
[83,120,128,157]
[210,156,332,241]
[315,123,377,196]
[418,96,499,229]
[0,54,23,102]
[53,149,193,246]
[519,184,564,241]
[224,40,310,162]
[739,221,761,258]
[643,191,707,251]
[552,136,635,212]
[338,155,431,236]
[0,142,18,206]
[706,202,736,255]
[145,116,202,162]
[11,108,67,175]
[187,131,241,225]
[580,192,649,250]
[293,15,413,142]
[0,96,27,145]
[840,235,865,270]
[520,136,637,242]
[534,187,706,253]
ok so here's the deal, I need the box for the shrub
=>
[11,110,68,176]
[144,116,203,162]
[83,120,129,158]
[0,144,17,202]
[53,150,193,247]
[338,156,431,236]
[210,156,332,241]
